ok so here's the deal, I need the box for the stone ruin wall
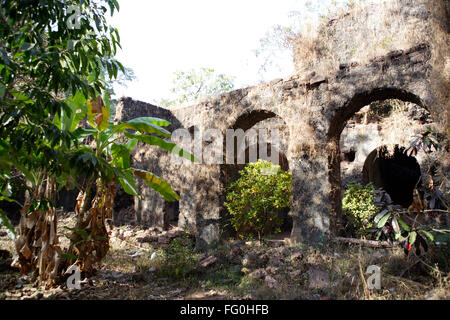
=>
[115,0,449,248]
[340,101,433,186]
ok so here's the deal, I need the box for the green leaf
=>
[73,127,97,141]
[0,196,22,207]
[0,82,5,98]
[125,138,138,151]
[418,230,434,242]
[112,118,171,137]
[132,168,179,201]
[0,209,16,240]
[102,90,111,113]
[374,209,389,224]
[377,212,391,228]
[79,153,98,166]
[124,132,197,162]
[132,117,170,127]
[65,92,88,131]
[61,253,77,260]
[396,216,411,232]
[10,90,33,104]
[14,163,37,186]
[118,170,139,196]
[111,143,131,169]
[409,231,417,245]
[75,229,89,240]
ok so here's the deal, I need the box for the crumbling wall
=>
[115,0,447,248]
[340,100,433,186]
[293,0,448,123]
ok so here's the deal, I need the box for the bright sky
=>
[108,0,353,104]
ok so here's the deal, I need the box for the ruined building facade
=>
[114,0,449,248]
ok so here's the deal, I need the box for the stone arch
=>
[219,109,292,238]
[327,87,430,235]
[230,109,278,131]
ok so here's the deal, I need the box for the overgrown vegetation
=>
[0,0,192,287]
[370,128,449,251]
[225,160,292,241]
[342,182,380,237]
[343,127,449,266]
[158,235,198,280]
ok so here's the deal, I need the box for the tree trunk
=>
[65,179,116,274]
[12,176,62,287]
[333,237,399,248]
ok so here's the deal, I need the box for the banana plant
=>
[55,90,196,273]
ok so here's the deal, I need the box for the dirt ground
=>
[0,212,449,300]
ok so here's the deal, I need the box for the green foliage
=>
[159,236,198,280]
[60,93,195,203]
[224,160,293,240]
[342,182,380,237]
[105,66,136,120]
[0,0,193,280]
[0,209,15,239]
[160,67,235,107]
[0,0,122,231]
[368,129,448,256]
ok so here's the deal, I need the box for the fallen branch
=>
[333,237,399,248]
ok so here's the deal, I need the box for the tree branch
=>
[333,237,399,248]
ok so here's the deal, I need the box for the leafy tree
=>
[224,160,292,241]
[104,65,136,119]
[58,94,195,274]
[0,0,123,285]
[0,0,193,285]
[160,67,235,108]
[0,0,122,234]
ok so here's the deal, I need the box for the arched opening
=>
[362,145,422,208]
[328,88,432,235]
[220,110,292,238]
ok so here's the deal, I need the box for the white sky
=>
[108,0,353,104]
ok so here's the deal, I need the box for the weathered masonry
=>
[115,0,449,248]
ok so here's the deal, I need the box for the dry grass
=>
[1,221,449,300]
[292,0,449,85]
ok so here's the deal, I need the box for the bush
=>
[342,182,380,237]
[224,159,293,240]
[159,235,198,280]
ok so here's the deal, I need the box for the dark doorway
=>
[363,145,421,207]
[163,198,180,230]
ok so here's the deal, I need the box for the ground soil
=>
[0,212,448,300]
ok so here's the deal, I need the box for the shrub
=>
[224,160,293,240]
[159,235,198,280]
[342,182,380,237]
